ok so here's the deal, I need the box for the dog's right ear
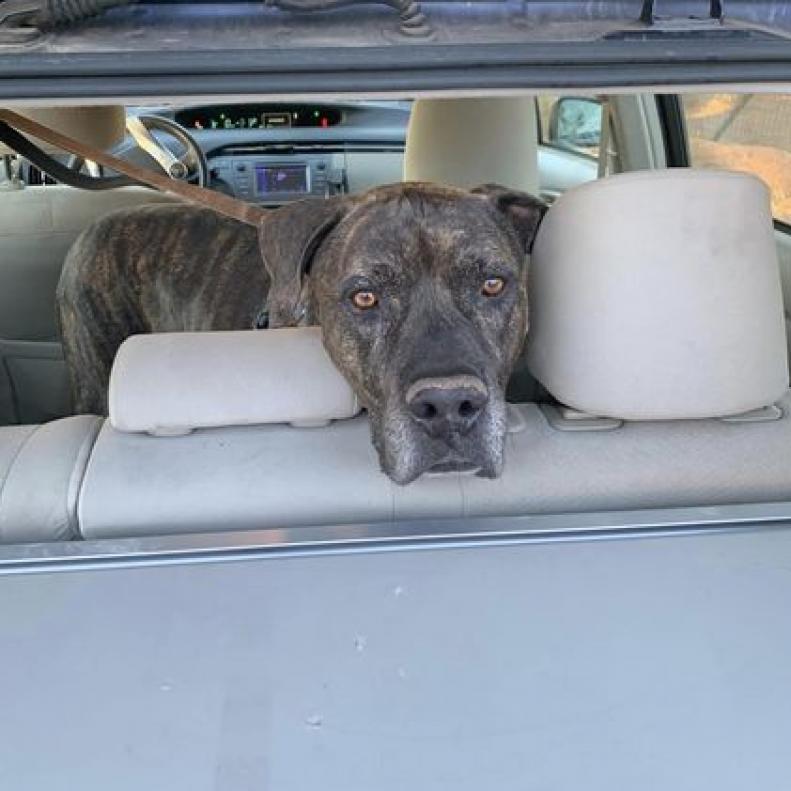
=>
[257,197,350,327]
[471,184,548,254]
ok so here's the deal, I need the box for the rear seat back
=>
[18,408,791,539]
[78,167,791,538]
[78,393,791,540]
[8,169,791,544]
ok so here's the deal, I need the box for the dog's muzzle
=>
[405,375,489,440]
[381,372,506,484]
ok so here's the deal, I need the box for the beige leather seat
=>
[0,106,176,425]
[403,97,541,402]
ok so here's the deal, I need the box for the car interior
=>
[2,92,790,546]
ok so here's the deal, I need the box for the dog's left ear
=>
[472,184,548,254]
[257,196,350,327]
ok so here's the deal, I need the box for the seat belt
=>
[0,109,265,228]
[597,98,614,179]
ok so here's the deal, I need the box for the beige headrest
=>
[0,106,126,157]
[109,328,360,435]
[526,169,789,419]
[403,97,539,194]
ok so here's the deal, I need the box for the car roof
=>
[2,1,791,103]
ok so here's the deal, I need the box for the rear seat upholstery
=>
[6,384,791,544]
[0,186,178,425]
[76,393,791,539]
[0,415,100,543]
[2,168,790,544]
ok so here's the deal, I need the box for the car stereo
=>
[254,163,309,196]
[209,154,332,203]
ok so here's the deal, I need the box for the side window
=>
[535,95,604,201]
[682,93,791,224]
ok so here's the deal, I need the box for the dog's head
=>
[258,182,546,485]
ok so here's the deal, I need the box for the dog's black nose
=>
[407,377,488,438]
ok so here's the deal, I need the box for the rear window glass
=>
[683,93,791,224]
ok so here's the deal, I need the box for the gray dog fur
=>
[58,182,545,484]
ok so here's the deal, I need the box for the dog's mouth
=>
[376,386,508,485]
[398,434,503,484]
[426,459,479,475]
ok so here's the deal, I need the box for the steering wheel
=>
[67,114,210,188]
[126,115,209,187]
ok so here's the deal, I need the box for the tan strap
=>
[0,108,265,228]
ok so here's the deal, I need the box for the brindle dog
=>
[58,182,546,484]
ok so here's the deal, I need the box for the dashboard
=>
[151,100,411,205]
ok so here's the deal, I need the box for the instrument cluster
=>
[175,104,343,131]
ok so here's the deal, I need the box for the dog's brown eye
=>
[351,290,378,310]
[481,277,505,297]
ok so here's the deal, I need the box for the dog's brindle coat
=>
[58,182,545,484]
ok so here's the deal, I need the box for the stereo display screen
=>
[255,164,309,195]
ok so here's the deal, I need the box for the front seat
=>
[0,106,177,425]
[403,97,541,400]
[403,96,539,193]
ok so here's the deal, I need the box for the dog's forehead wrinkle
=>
[334,208,419,277]
[421,219,517,275]
[405,274,454,320]
[346,261,400,284]
[338,194,518,282]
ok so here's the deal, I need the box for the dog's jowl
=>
[58,182,546,484]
